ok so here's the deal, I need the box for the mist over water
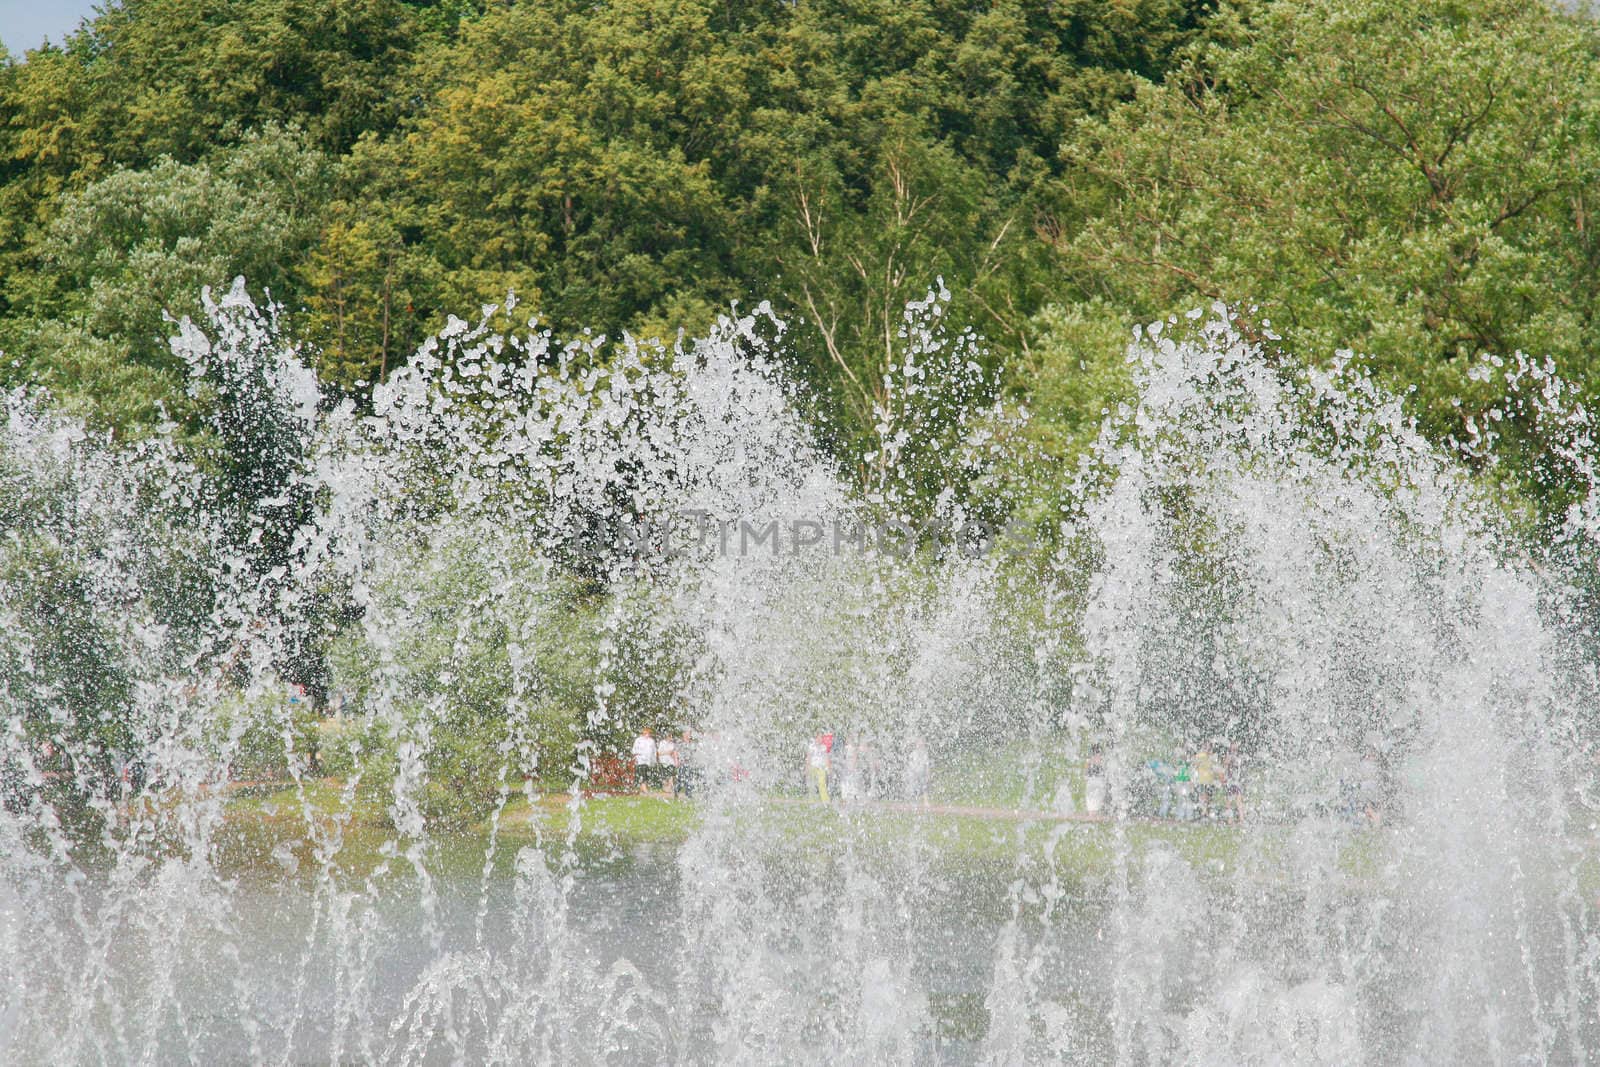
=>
[3,281,1600,1064]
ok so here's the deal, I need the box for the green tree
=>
[1050,0,1600,518]
[301,205,435,390]
[1,127,331,433]
[0,401,216,843]
[334,0,1223,485]
[0,0,424,326]
[356,0,745,338]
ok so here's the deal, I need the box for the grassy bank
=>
[215,777,1400,901]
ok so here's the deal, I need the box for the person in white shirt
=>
[656,734,679,797]
[632,728,657,794]
[1084,744,1107,815]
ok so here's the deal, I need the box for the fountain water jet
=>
[0,283,1597,1064]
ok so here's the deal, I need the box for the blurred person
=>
[1223,741,1246,822]
[631,727,657,795]
[1147,757,1177,819]
[904,737,930,804]
[1191,740,1218,819]
[656,733,679,798]
[1084,744,1108,816]
[807,733,832,802]
[677,731,700,798]
[862,735,885,798]
[840,737,862,802]
[1174,757,1194,820]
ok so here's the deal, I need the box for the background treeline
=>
[2,0,1599,521]
[5,0,1600,830]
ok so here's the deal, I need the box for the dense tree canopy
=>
[0,0,1596,524]
[8,127,331,427]
[0,0,1222,437]
[308,0,1227,445]
[1051,0,1600,513]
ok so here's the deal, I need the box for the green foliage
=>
[742,0,1221,446]
[3,0,419,169]
[175,276,322,571]
[300,198,434,390]
[3,127,331,434]
[277,0,1222,450]
[340,0,750,358]
[401,0,485,36]
[0,536,135,770]
[0,0,424,334]
[590,586,702,755]
[324,534,598,826]
[998,300,1139,527]
[1052,0,1600,519]
[0,402,218,842]
[1019,304,1137,459]
[0,0,1226,486]
[210,691,322,781]
[2,0,1593,525]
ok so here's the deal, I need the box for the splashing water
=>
[2,281,1600,1064]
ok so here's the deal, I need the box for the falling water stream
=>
[3,282,1600,1064]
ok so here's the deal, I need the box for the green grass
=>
[213,773,1413,901]
[499,791,702,846]
[932,736,1084,809]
